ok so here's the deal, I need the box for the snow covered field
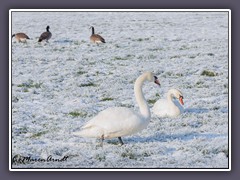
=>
[10,10,229,169]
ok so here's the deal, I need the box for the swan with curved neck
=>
[153,89,184,118]
[73,72,160,146]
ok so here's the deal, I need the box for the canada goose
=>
[89,26,105,45]
[12,33,30,43]
[38,26,52,42]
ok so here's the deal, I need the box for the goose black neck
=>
[46,26,50,32]
[12,34,16,38]
[91,27,95,35]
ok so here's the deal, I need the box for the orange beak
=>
[179,96,184,105]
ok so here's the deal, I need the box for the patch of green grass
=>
[147,54,157,59]
[101,97,114,101]
[189,55,196,59]
[66,57,75,61]
[12,96,19,103]
[69,111,87,118]
[170,55,181,59]
[133,37,150,42]
[113,55,133,60]
[179,45,190,50]
[207,53,214,56]
[73,41,81,45]
[165,72,173,76]
[95,154,106,161]
[17,127,28,134]
[126,54,134,58]
[120,104,134,108]
[88,61,96,65]
[143,152,151,157]
[121,151,137,160]
[195,81,209,88]
[148,47,164,51]
[113,56,125,60]
[79,82,97,87]
[23,88,29,92]
[181,123,187,127]
[108,141,119,145]
[212,106,220,110]
[147,99,157,104]
[77,70,87,75]
[201,70,218,77]
[31,131,48,138]
[196,81,204,85]
[176,73,183,77]
[17,80,42,89]
[53,47,65,52]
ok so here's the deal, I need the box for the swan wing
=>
[153,99,181,117]
[76,107,145,138]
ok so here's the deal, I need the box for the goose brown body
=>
[12,33,30,42]
[38,26,52,42]
[90,26,105,44]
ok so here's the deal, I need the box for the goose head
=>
[169,89,184,105]
[46,26,50,31]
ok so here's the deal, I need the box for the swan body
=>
[153,89,184,118]
[73,72,160,145]
[75,107,147,139]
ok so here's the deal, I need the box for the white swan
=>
[152,89,184,118]
[73,72,160,145]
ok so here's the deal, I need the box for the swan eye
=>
[179,95,183,99]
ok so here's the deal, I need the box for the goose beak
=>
[179,96,184,105]
[154,79,161,86]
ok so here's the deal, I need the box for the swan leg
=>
[118,137,124,146]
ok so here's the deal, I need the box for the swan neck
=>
[167,91,174,102]
[134,74,150,120]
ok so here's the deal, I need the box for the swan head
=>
[169,89,184,105]
[145,72,160,86]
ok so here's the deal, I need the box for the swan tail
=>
[73,126,103,138]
